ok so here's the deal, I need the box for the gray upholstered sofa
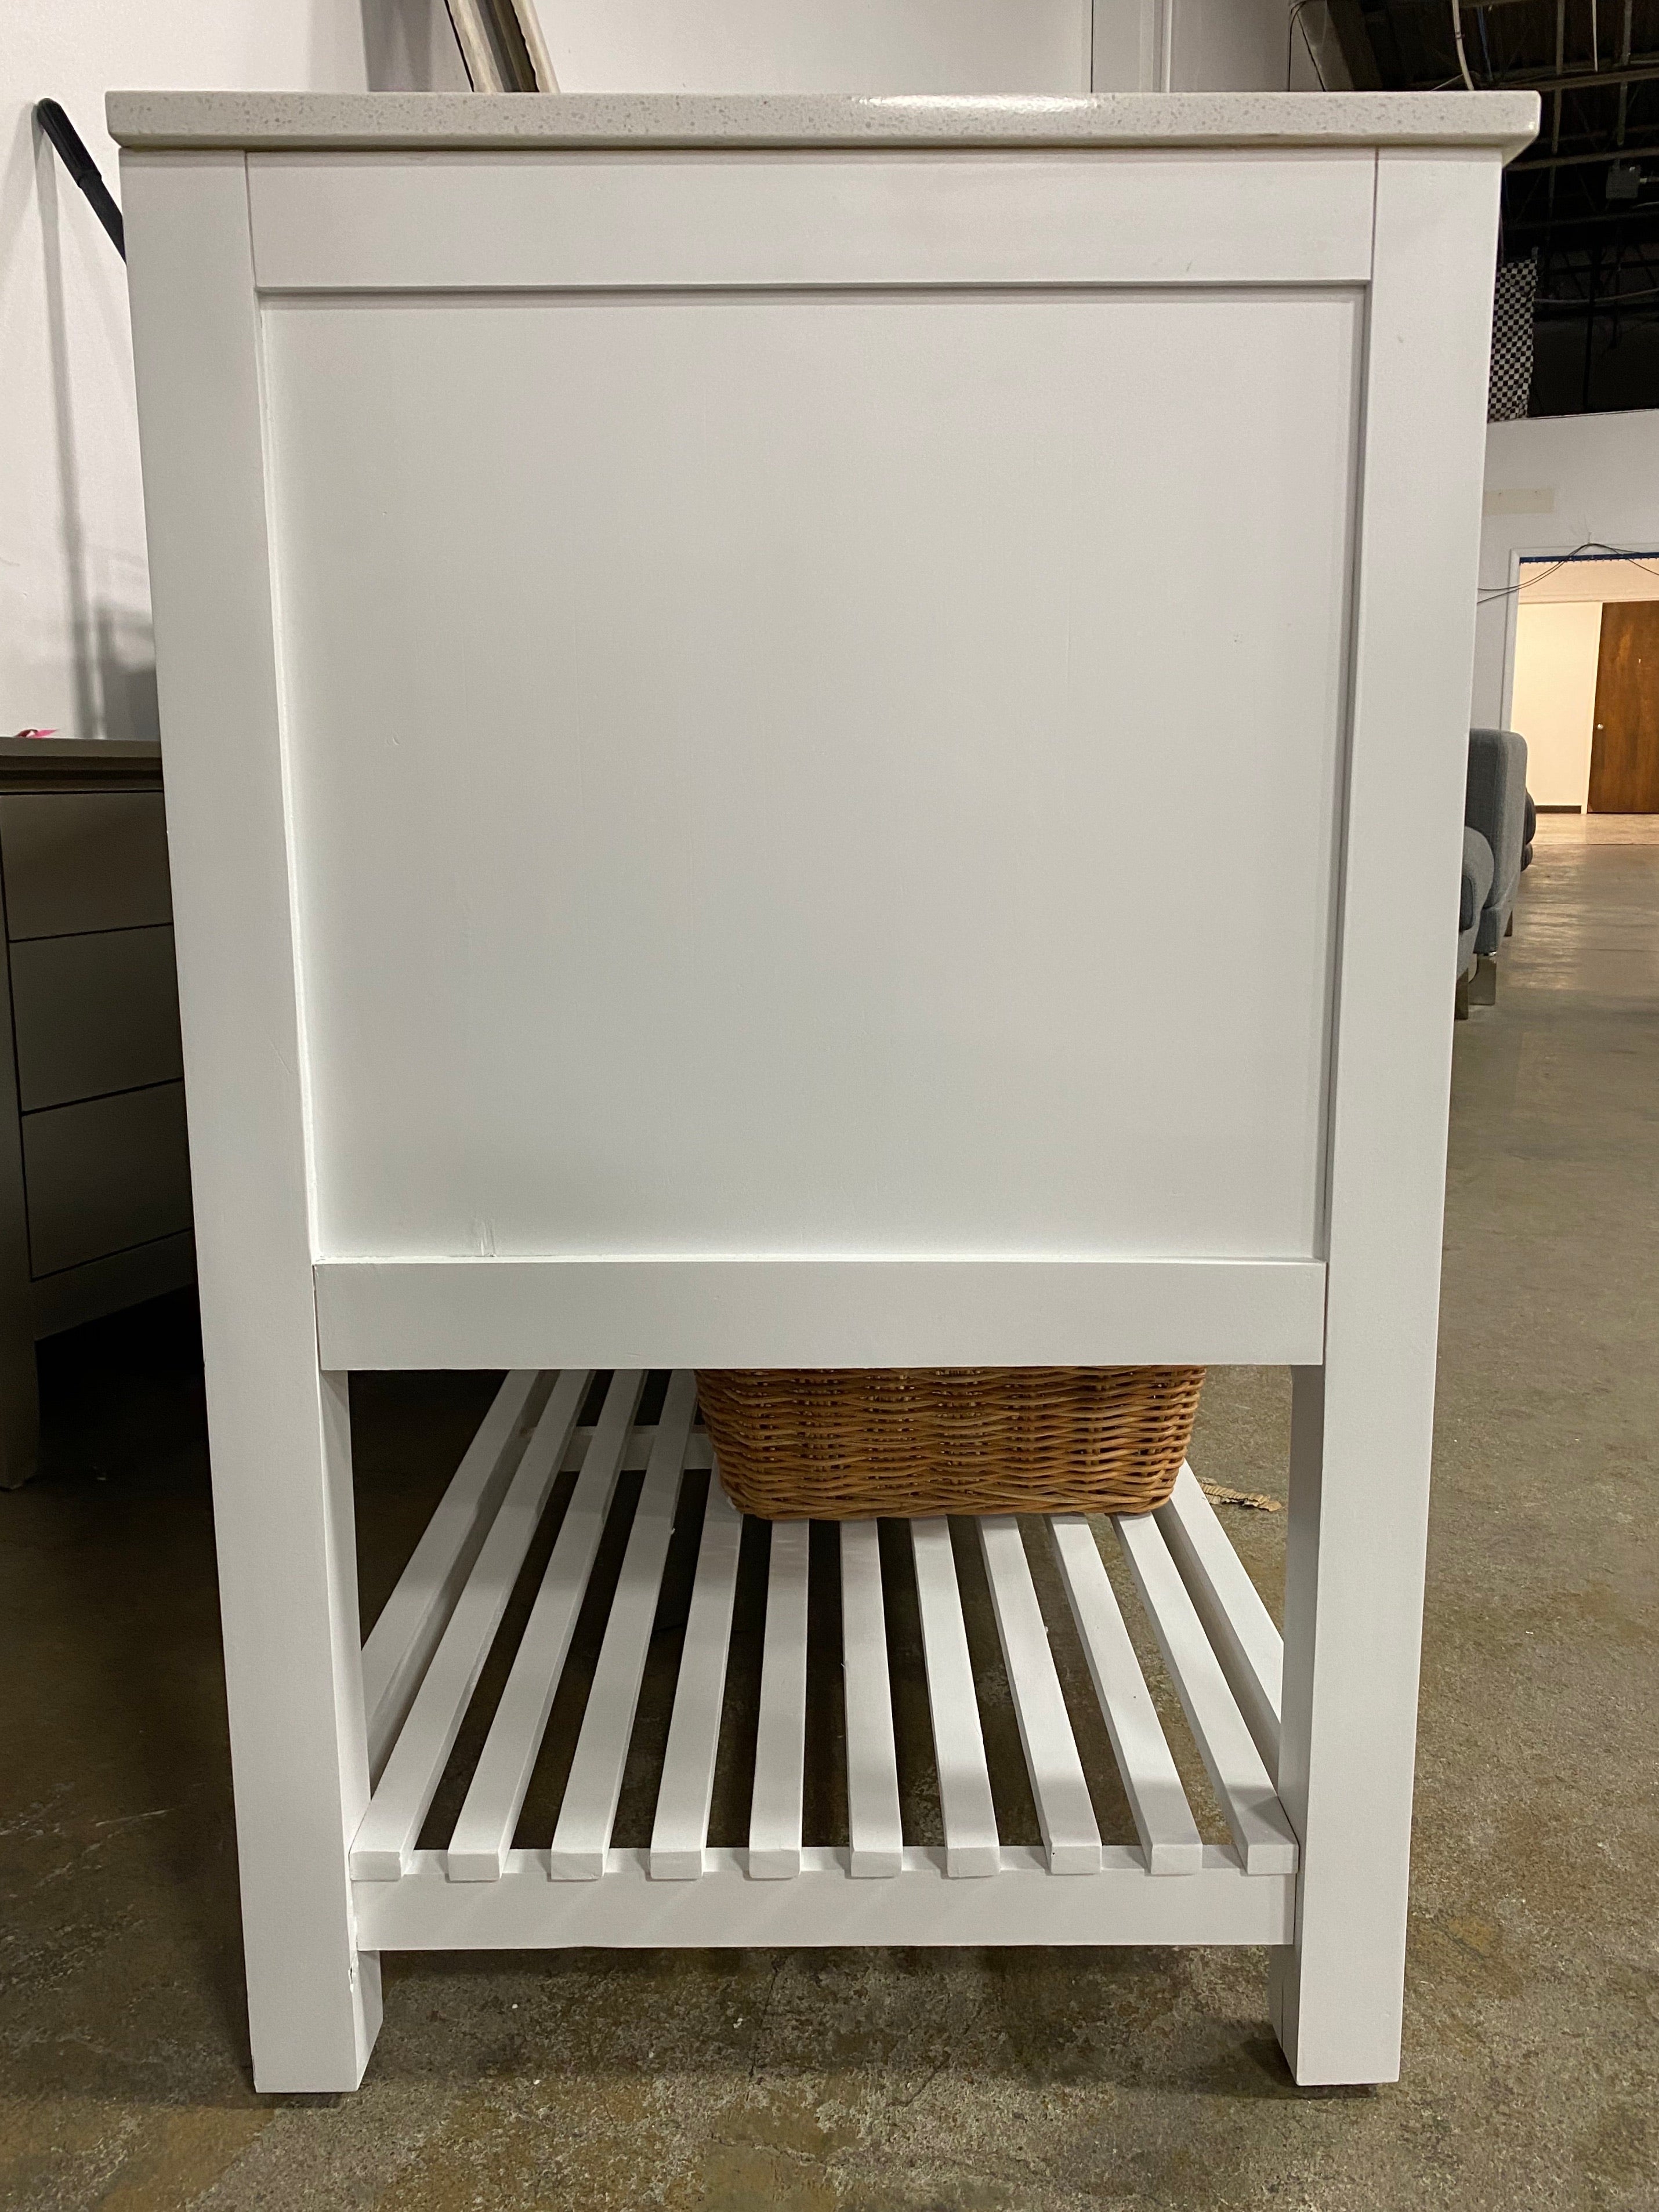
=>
[1459,825,1495,984]
[1468,728,1528,946]
[1459,727,1529,1011]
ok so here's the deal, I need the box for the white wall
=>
[539,1,1335,94]
[0,2,426,741]
[1510,601,1602,808]
[1178,0,1335,95]
[547,2,1090,93]
[3,0,1333,743]
[1476,409,1659,733]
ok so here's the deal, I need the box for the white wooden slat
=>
[444,1369,646,1881]
[564,1422,715,1475]
[1047,1516,1204,1876]
[1113,1511,1298,1876]
[908,1519,999,1877]
[359,1843,1297,1954]
[976,1518,1101,1876]
[839,1521,902,1878]
[547,1372,698,1879]
[1156,1466,1284,1774]
[648,1477,744,1879]
[361,1370,544,1774]
[350,1367,593,1880]
[748,1520,811,1880]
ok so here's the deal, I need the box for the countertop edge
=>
[107,90,1542,162]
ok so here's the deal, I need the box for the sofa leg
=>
[1505,912,1514,938]
[1470,953,1498,1006]
[1455,970,1470,1021]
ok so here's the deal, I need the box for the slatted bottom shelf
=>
[352,1370,1298,1952]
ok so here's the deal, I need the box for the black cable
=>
[34,99,125,261]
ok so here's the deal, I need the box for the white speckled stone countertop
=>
[108,90,1540,161]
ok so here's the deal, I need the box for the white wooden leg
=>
[1269,1362,1435,2086]
[1268,147,1498,2086]
[122,153,385,2091]
[211,1359,379,2090]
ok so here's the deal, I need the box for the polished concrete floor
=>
[1,815,1655,2210]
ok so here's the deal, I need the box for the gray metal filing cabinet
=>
[0,739,195,1485]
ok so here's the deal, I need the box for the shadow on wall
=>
[34,131,100,741]
[96,599,160,744]
[26,115,158,741]
[363,0,470,90]
[15,3,463,744]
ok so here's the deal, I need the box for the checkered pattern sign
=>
[1488,256,1537,421]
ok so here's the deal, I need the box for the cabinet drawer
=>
[0,793,172,940]
[9,926,183,1111]
[23,1081,193,1277]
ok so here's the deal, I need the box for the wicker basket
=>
[695,1366,1204,1521]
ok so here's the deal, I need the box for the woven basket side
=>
[696,1365,1204,1520]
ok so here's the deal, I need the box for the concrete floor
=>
[1,814,1655,2210]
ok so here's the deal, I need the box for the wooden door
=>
[1589,600,1659,810]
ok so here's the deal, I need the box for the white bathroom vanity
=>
[114,87,1536,2093]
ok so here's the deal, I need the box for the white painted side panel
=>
[266,285,1359,1268]
[247,151,1375,291]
